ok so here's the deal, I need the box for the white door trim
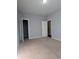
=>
[47,19,52,38]
[22,18,30,41]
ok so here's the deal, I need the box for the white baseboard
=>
[29,36,49,40]
[52,37,61,41]
[29,36,42,39]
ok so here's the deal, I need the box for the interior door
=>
[42,21,47,37]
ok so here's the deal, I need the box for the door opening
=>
[23,20,29,40]
[48,20,51,37]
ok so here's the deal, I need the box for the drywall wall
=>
[17,11,24,47]
[17,18,19,47]
[17,9,61,42]
[23,14,45,39]
[47,10,61,41]
[17,11,46,40]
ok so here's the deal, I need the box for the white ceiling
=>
[17,0,61,16]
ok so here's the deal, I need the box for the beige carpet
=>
[17,37,61,59]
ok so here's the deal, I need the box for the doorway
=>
[23,20,29,40]
[48,20,51,37]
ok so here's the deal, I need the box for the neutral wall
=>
[23,14,45,39]
[17,11,24,47]
[17,12,46,41]
[17,9,61,45]
[47,10,61,41]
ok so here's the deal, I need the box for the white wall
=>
[23,14,45,39]
[17,12,46,40]
[17,9,61,43]
[17,11,24,47]
[47,10,61,41]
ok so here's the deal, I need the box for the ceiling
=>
[17,0,61,16]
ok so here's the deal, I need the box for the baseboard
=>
[29,36,42,39]
[52,37,61,41]
[29,36,48,40]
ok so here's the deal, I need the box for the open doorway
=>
[23,20,29,40]
[48,20,51,37]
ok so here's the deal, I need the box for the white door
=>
[42,21,47,37]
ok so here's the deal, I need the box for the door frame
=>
[23,20,29,39]
[22,18,30,41]
[47,19,52,38]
